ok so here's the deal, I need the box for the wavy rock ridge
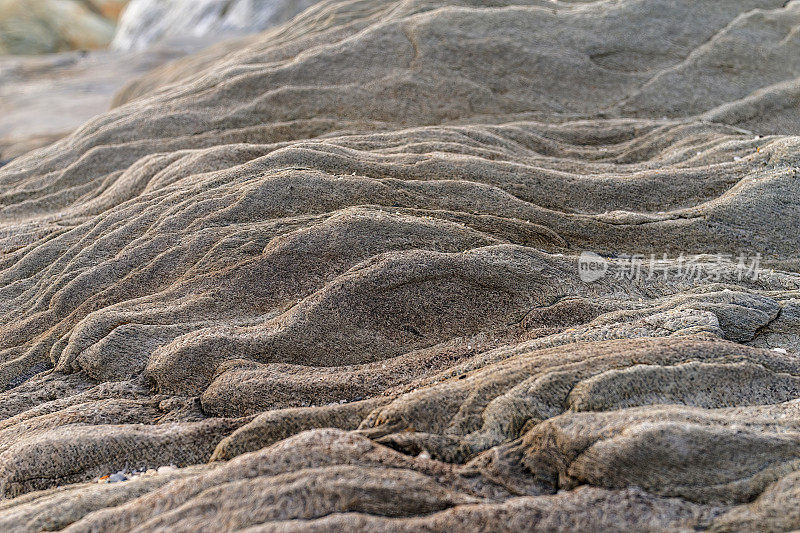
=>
[1,0,800,531]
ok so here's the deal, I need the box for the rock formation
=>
[0,0,799,530]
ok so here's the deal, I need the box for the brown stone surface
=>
[0,0,800,531]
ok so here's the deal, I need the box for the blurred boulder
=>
[0,0,127,55]
[111,0,321,51]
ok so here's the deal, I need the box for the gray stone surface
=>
[0,0,800,531]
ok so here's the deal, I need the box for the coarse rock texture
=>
[0,0,128,55]
[0,0,800,531]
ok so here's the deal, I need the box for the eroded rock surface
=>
[1,0,800,531]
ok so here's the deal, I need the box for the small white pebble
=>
[108,473,127,483]
[733,156,742,161]
[418,451,431,460]
[157,465,177,475]
[773,348,788,354]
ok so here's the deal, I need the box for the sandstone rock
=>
[0,0,799,530]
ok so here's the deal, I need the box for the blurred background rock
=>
[0,0,321,55]
[0,0,323,163]
[112,0,319,51]
[0,0,128,55]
